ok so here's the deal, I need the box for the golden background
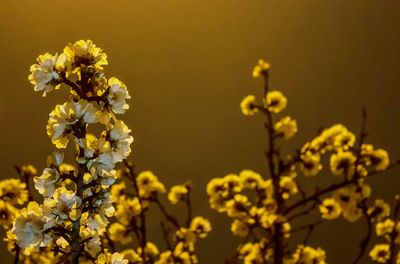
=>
[1,0,400,263]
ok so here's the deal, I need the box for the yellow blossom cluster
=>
[0,49,399,264]
[107,165,211,264]
[210,59,398,264]
[367,197,400,263]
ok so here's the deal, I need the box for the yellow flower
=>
[96,250,128,264]
[368,199,391,221]
[110,181,127,202]
[0,178,28,205]
[121,249,142,263]
[144,242,160,257]
[190,216,212,238]
[279,176,298,200]
[252,59,270,78]
[319,198,341,220]
[370,244,390,263]
[176,227,196,248]
[330,150,356,177]
[136,171,166,198]
[115,197,142,225]
[361,145,390,171]
[239,242,263,264]
[274,116,298,140]
[20,164,38,177]
[240,95,258,116]
[168,185,189,204]
[259,212,278,230]
[290,245,326,264]
[226,194,250,218]
[223,174,242,193]
[264,91,287,113]
[108,222,132,245]
[376,219,395,236]
[373,149,390,171]
[239,170,263,189]
[333,130,356,150]
[332,186,364,222]
[300,152,322,177]
[231,219,249,237]
[63,39,108,76]
[0,200,17,229]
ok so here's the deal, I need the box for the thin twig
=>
[352,202,372,264]
[13,245,20,264]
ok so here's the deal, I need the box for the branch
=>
[154,198,180,228]
[352,202,372,264]
[13,246,20,264]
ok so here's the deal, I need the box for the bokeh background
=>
[1,0,400,263]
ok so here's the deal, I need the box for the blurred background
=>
[1,0,400,263]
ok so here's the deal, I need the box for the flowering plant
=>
[0,40,210,264]
[0,42,399,264]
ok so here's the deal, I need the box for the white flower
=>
[12,202,53,249]
[91,152,115,174]
[84,234,102,258]
[47,100,98,148]
[99,169,118,187]
[46,151,64,167]
[108,120,133,163]
[28,53,64,97]
[83,192,115,231]
[34,168,60,197]
[107,77,131,114]
[43,187,81,223]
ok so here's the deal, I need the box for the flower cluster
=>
[1,48,399,264]
[107,164,211,264]
[10,40,132,263]
[210,59,399,264]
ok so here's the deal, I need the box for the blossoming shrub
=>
[0,40,210,264]
[208,59,399,264]
[0,43,399,264]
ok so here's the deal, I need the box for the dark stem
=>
[262,70,285,264]
[160,221,172,250]
[13,246,20,264]
[185,188,193,227]
[387,197,400,264]
[71,139,86,263]
[123,161,147,258]
[284,161,400,215]
[352,202,372,264]
[154,198,180,228]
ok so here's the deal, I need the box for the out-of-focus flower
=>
[0,178,28,205]
[264,91,287,113]
[168,185,189,204]
[319,198,341,220]
[240,95,258,116]
[369,244,390,263]
[274,116,298,140]
[252,59,270,78]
